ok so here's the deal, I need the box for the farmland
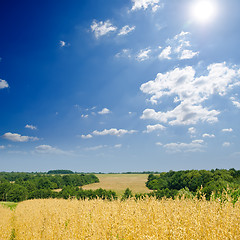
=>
[1,197,240,239]
[82,174,152,196]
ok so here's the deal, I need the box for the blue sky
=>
[1,0,240,172]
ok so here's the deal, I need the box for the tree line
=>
[0,172,103,202]
[145,168,240,199]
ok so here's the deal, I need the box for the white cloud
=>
[188,127,196,134]
[81,114,89,118]
[202,133,215,138]
[0,79,9,89]
[140,63,240,125]
[141,104,220,126]
[118,25,135,36]
[144,124,166,133]
[35,145,67,154]
[163,140,204,153]
[0,145,5,149]
[192,139,204,144]
[98,108,111,115]
[91,20,117,39]
[114,144,122,148]
[131,0,162,12]
[115,49,132,58]
[159,31,199,60]
[159,46,171,60]
[156,142,163,146]
[85,145,105,151]
[60,40,66,47]
[92,128,137,137]
[2,132,39,142]
[81,134,93,139]
[136,48,151,61]
[222,128,233,132]
[25,124,37,130]
[222,142,230,147]
[59,40,70,47]
[180,49,199,60]
[232,100,240,108]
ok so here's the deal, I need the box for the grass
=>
[0,201,18,210]
[82,174,152,196]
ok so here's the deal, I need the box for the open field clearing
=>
[1,198,240,239]
[0,201,18,210]
[82,174,152,195]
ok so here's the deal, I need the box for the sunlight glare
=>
[190,0,217,24]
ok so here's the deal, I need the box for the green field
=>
[82,174,152,196]
[0,201,18,210]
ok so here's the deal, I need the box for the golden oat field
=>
[82,174,152,196]
[1,197,240,240]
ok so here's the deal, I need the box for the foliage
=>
[0,172,100,202]
[146,168,240,199]
[47,170,74,174]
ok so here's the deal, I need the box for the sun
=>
[190,0,217,24]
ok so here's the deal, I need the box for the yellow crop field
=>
[0,204,13,240]
[1,197,240,240]
[82,174,152,195]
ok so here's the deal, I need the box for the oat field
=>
[1,197,240,240]
[82,174,152,196]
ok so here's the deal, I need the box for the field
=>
[0,201,18,210]
[82,174,152,195]
[1,198,240,239]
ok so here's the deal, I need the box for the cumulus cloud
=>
[0,79,9,89]
[118,25,135,36]
[92,128,137,137]
[163,140,205,153]
[140,63,240,125]
[222,128,233,132]
[25,124,37,130]
[35,145,67,154]
[159,46,171,60]
[232,100,240,108]
[0,145,5,149]
[136,48,151,61]
[156,142,163,146]
[141,104,219,126]
[81,134,93,139]
[131,0,162,12]
[158,31,199,60]
[202,133,215,138]
[188,127,196,135]
[180,49,199,60]
[91,20,117,39]
[144,124,166,133]
[2,132,39,142]
[98,108,111,115]
[222,142,230,147]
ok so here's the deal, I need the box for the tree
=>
[7,184,28,202]
[121,188,133,200]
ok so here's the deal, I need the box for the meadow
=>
[1,197,240,240]
[82,174,152,196]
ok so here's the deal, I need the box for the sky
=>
[0,0,240,172]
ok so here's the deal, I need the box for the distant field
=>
[0,201,17,210]
[82,174,152,195]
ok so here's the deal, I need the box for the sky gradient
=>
[0,0,240,172]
